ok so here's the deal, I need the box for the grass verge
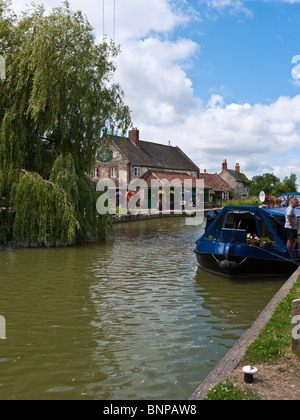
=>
[243,276,300,364]
[205,275,300,400]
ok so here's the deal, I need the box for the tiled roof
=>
[142,170,198,187]
[199,172,232,191]
[224,169,246,183]
[113,136,199,172]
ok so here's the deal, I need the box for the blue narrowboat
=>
[194,205,300,278]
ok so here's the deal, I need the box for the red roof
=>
[143,170,198,187]
[199,173,232,191]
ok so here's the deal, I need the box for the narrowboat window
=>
[224,212,257,235]
[203,208,282,246]
[203,212,226,241]
[261,215,282,246]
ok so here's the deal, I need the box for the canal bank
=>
[112,209,221,223]
[189,266,300,400]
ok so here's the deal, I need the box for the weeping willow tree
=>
[0,0,131,246]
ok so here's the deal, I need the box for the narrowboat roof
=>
[265,206,300,217]
[208,205,300,218]
[277,192,300,197]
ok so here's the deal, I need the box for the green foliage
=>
[243,277,300,364]
[222,198,259,207]
[0,1,131,246]
[249,173,280,196]
[13,169,79,246]
[271,173,298,197]
[0,0,130,174]
[49,154,79,210]
[249,173,298,197]
[239,171,251,186]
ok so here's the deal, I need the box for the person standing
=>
[285,197,299,250]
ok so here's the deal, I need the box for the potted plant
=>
[274,197,282,207]
[265,195,275,208]
[260,237,272,248]
[247,234,260,246]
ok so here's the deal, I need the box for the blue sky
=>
[11,0,300,186]
[186,1,300,105]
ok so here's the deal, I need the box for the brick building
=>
[199,170,232,205]
[91,128,200,187]
[219,159,249,200]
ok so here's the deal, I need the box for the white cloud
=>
[203,0,300,11]
[201,0,253,16]
[115,36,199,126]
[132,94,300,182]
[207,94,224,108]
[94,0,198,44]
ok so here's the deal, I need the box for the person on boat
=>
[284,197,299,250]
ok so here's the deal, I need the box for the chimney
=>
[168,140,171,146]
[222,159,227,171]
[204,169,207,173]
[129,127,139,146]
[235,163,240,172]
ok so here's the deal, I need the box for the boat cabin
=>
[203,206,296,250]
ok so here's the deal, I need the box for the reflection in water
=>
[0,217,287,400]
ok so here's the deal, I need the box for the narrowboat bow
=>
[194,205,300,278]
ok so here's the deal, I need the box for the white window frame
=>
[133,167,141,177]
[110,167,117,179]
[92,167,99,179]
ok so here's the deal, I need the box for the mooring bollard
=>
[292,299,300,352]
[242,366,258,384]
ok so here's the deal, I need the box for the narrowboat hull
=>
[194,250,299,278]
[195,205,300,278]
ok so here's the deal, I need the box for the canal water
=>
[0,217,287,400]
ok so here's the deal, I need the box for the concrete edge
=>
[189,267,300,400]
[112,209,222,223]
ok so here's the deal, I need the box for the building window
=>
[92,167,99,179]
[110,166,117,179]
[191,172,197,178]
[133,167,141,177]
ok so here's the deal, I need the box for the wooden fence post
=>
[292,299,300,352]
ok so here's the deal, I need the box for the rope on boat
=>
[212,247,247,271]
[211,241,300,272]
[238,257,248,265]
[254,245,300,266]
[211,253,220,264]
